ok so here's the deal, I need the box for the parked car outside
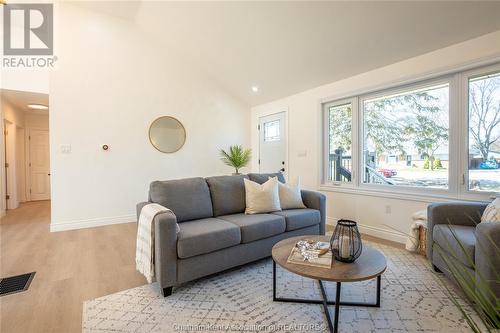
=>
[479,160,499,169]
[378,168,397,178]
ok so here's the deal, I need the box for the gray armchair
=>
[427,202,500,303]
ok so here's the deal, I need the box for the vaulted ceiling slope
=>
[72,1,500,106]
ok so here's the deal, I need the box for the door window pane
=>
[363,84,449,189]
[468,72,500,192]
[328,103,352,182]
[264,120,280,142]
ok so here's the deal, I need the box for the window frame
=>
[459,62,500,201]
[263,119,281,142]
[322,98,358,187]
[321,62,500,202]
[358,76,455,197]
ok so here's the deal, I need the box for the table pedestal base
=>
[272,260,381,333]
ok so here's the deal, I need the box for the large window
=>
[363,84,449,189]
[468,71,500,192]
[322,63,500,199]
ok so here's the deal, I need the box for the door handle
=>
[48,173,51,176]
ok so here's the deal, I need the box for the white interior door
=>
[29,129,50,201]
[259,112,287,177]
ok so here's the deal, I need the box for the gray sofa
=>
[137,173,326,296]
[427,202,500,303]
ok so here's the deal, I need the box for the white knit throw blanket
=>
[406,210,428,252]
[136,203,178,283]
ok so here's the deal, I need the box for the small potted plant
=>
[220,145,251,175]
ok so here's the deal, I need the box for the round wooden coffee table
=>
[272,235,387,333]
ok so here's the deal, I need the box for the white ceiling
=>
[73,1,500,106]
[1,89,49,115]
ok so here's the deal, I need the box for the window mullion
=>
[448,74,460,198]
[352,97,360,188]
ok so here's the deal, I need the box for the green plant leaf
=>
[219,145,252,173]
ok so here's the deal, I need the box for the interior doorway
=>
[28,129,51,200]
[1,89,50,215]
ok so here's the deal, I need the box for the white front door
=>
[29,129,50,201]
[259,112,287,177]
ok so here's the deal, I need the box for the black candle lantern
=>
[330,219,362,263]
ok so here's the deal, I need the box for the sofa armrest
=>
[427,201,488,259]
[301,189,326,235]
[475,221,500,301]
[154,210,179,289]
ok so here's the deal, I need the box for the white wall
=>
[25,113,49,130]
[251,30,500,243]
[49,4,250,231]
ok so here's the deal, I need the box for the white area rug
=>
[83,242,480,332]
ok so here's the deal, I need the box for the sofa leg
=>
[162,287,173,297]
[433,264,442,273]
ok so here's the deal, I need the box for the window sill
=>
[318,184,490,203]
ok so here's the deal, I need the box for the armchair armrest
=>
[475,221,500,301]
[427,201,488,259]
[154,210,179,289]
[301,189,326,235]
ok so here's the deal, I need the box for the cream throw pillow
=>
[481,198,500,222]
[244,178,281,214]
[271,176,306,210]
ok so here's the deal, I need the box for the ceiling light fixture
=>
[251,86,259,93]
[27,104,49,110]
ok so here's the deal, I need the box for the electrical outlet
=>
[385,205,392,214]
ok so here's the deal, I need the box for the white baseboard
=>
[327,217,406,244]
[50,214,136,232]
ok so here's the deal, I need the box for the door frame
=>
[16,125,27,203]
[4,120,18,209]
[26,127,50,201]
[258,108,289,180]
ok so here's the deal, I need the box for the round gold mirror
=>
[148,116,186,153]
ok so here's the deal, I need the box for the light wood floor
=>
[0,201,145,333]
[0,202,402,333]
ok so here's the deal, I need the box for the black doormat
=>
[0,272,36,297]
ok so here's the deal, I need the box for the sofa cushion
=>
[275,177,306,210]
[149,177,213,222]
[219,213,286,243]
[177,218,241,258]
[272,208,320,231]
[248,172,285,185]
[433,225,476,269]
[206,175,248,216]
[244,178,281,214]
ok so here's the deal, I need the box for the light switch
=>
[297,150,307,157]
[60,144,71,154]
